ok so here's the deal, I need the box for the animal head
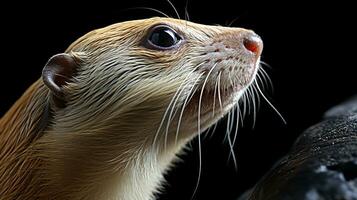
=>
[42,17,262,148]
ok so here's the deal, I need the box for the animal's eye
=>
[146,25,182,50]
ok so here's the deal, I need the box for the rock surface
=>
[239,96,357,200]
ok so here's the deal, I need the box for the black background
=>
[1,1,356,200]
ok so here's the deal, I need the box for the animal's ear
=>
[42,53,79,99]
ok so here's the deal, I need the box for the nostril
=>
[243,34,263,55]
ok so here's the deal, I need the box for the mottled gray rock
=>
[324,95,357,118]
[239,96,357,200]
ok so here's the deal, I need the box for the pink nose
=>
[243,33,263,56]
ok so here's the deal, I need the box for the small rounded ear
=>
[42,53,79,99]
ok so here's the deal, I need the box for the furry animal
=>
[0,17,263,200]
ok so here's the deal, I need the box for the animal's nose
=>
[243,33,263,56]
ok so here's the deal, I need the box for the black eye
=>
[146,25,182,50]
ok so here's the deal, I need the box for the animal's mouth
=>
[184,83,245,132]
[183,62,259,133]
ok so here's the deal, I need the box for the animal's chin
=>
[183,84,246,134]
[179,62,260,136]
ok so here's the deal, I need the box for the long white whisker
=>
[256,83,287,124]
[252,81,261,110]
[154,82,184,148]
[227,102,235,138]
[241,92,247,121]
[153,69,197,148]
[193,131,202,200]
[258,69,268,89]
[256,72,266,92]
[259,67,274,92]
[226,110,237,169]
[208,121,219,139]
[191,63,217,199]
[212,68,220,117]
[165,66,202,148]
[223,111,231,142]
[175,74,202,144]
[250,86,257,129]
[260,60,272,69]
[239,94,245,128]
[232,104,241,145]
[217,71,223,110]
[164,85,187,149]
[246,86,252,116]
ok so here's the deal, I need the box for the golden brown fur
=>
[0,80,49,199]
[0,17,262,200]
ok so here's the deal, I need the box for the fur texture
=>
[0,17,262,200]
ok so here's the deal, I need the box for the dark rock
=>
[239,97,357,200]
[324,95,357,118]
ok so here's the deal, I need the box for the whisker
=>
[242,92,247,121]
[164,84,187,149]
[256,72,266,92]
[227,16,240,27]
[192,63,217,199]
[166,0,181,19]
[223,111,231,142]
[252,81,261,110]
[217,71,223,110]
[246,86,252,117]
[203,125,213,140]
[239,97,245,128]
[228,100,235,135]
[153,80,184,148]
[259,67,274,92]
[226,109,237,170]
[126,7,171,18]
[184,0,191,21]
[165,67,202,148]
[154,65,201,148]
[228,71,234,89]
[175,74,202,144]
[192,130,202,200]
[260,60,273,69]
[256,83,287,124]
[207,121,219,139]
[232,104,241,145]
[250,86,257,129]
[212,70,219,117]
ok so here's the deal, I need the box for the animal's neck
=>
[38,128,187,200]
[0,79,50,199]
[107,145,183,200]
[0,80,188,200]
